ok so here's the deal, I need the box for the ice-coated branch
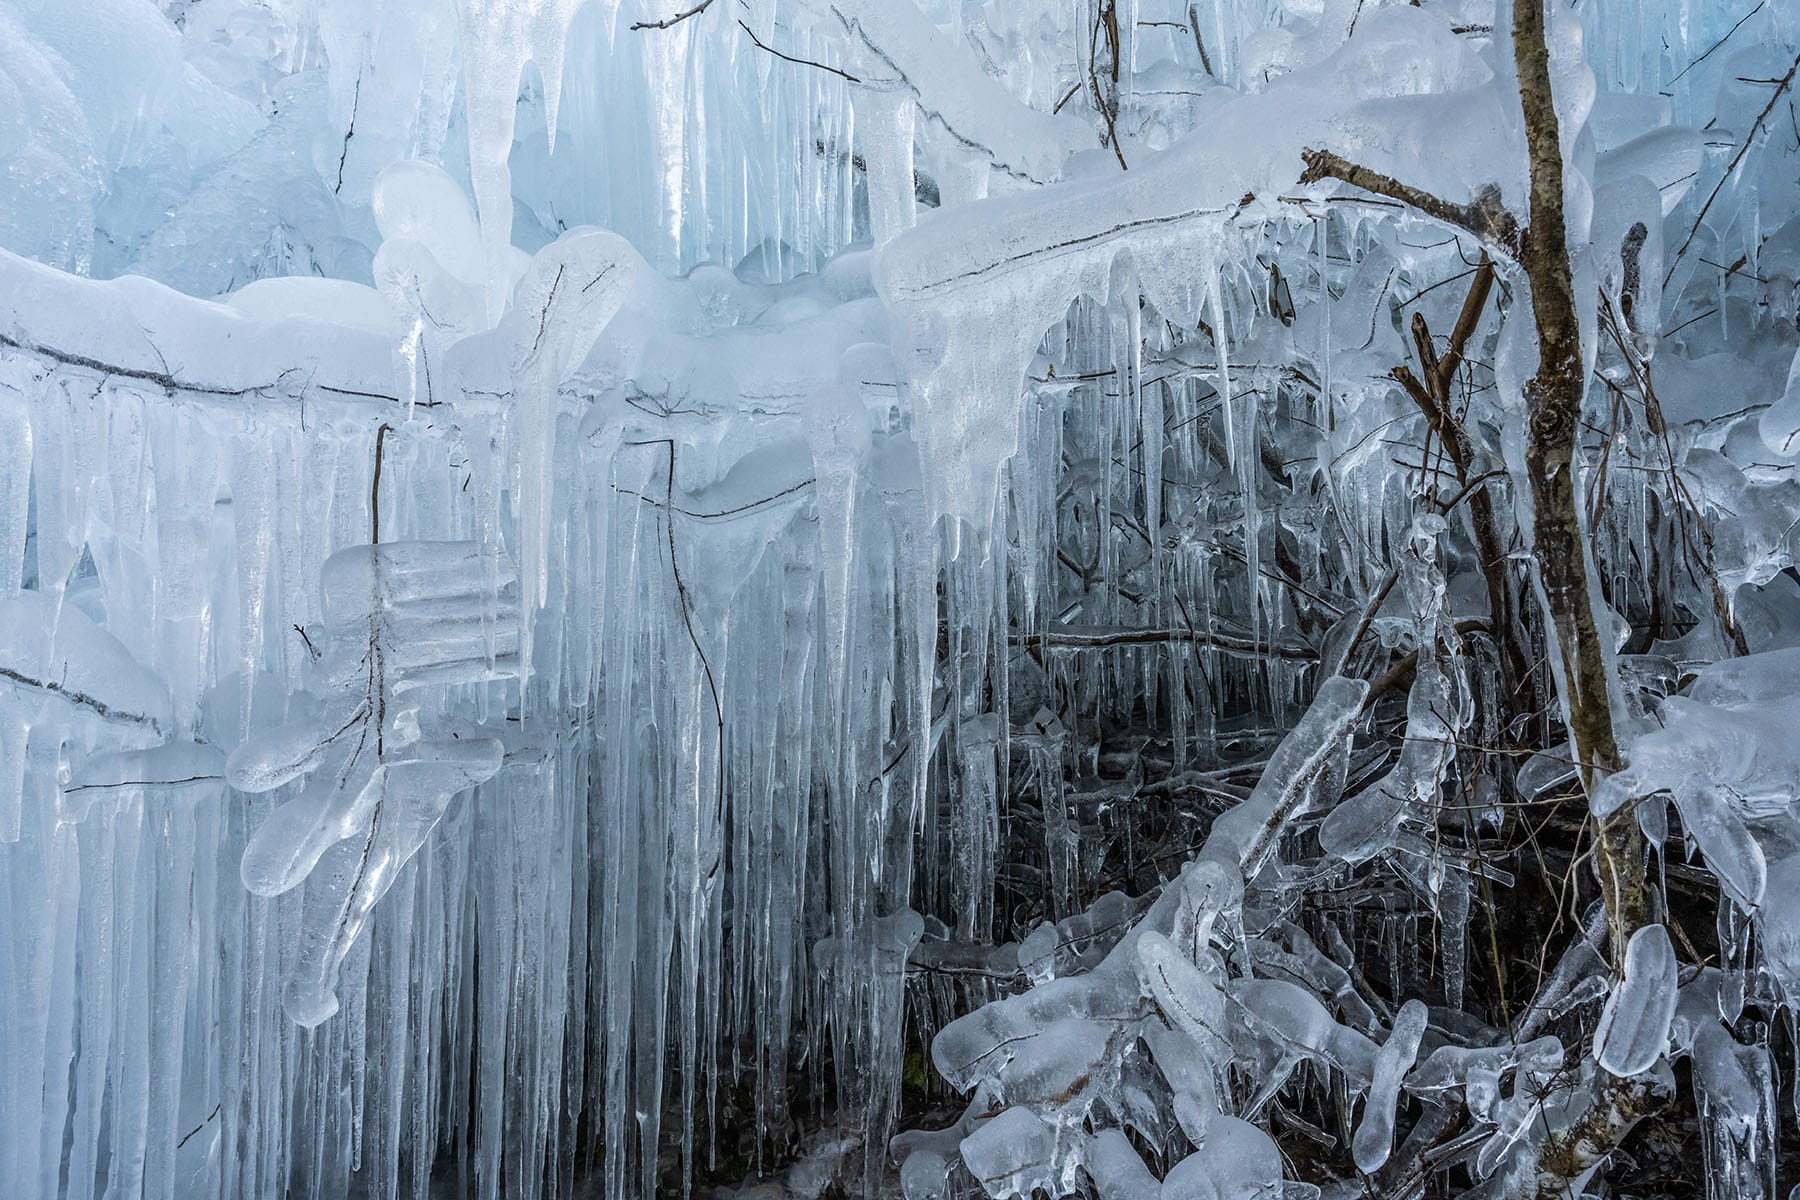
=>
[1298,149,1521,255]
[1665,50,1800,285]
[0,666,165,734]
[1525,1077,1663,1197]
[225,534,518,1025]
[1012,622,1317,660]
[0,330,417,409]
[1204,674,1368,875]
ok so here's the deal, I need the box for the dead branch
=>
[1012,622,1317,660]
[0,331,421,408]
[630,0,717,32]
[1666,50,1800,283]
[0,665,165,733]
[1298,149,1521,254]
[738,19,861,84]
[1393,259,1534,717]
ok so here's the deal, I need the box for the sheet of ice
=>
[821,0,1096,187]
[227,541,515,1020]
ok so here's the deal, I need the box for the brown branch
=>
[1393,260,1534,718]
[1514,0,1641,932]
[1186,3,1215,75]
[1438,256,1498,394]
[629,0,716,31]
[1298,149,1521,254]
[1086,1,1129,169]
[370,423,390,547]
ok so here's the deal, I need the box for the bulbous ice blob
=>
[372,160,487,292]
[225,715,337,794]
[1353,999,1427,1173]
[1593,923,1679,1078]
[958,1107,1061,1199]
[1083,1129,1158,1200]
[1160,1116,1283,1199]
[1136,931,1228,1055]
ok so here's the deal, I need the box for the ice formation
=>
[3,0,1800,1198]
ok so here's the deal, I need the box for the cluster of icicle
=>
[4,0,1800,1199]
[883,0,1800,1195]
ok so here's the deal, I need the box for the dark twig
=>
[1013,623,1317,660]
[0,332,421,408]
[1666,50,1800,283]
[177,1104,223,1150]
[1392,259,1532,717]
[737,19,860,83]
[1665,1,1765,88]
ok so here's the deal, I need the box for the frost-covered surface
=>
[3,0,1800,1198]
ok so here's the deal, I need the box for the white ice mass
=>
[3,0,1800,1197]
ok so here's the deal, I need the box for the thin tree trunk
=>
[1511,0,1649,952]
[1511,0,1661,1188]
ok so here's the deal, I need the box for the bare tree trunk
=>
[1511,0,1649,953]
[1511,0,1661,1190]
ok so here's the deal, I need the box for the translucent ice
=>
[1593,924,1678,1078]
[1354,999,1427,1173]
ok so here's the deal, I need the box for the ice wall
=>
[3,1,1800,1199]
